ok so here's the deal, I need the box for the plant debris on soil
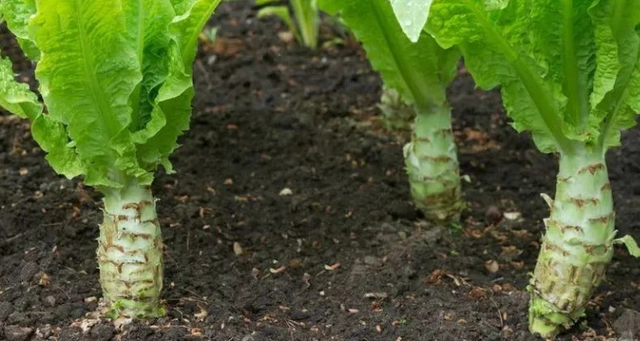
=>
[2,1,640,341]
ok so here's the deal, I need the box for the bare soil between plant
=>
[2,2,640,340]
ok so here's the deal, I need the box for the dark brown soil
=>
[2,2,640,340]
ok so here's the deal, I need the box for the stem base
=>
[404,104,463,224]
[527,152,615,337]
[98,181,164,318]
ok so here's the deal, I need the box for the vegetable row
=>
[1,0,639,338]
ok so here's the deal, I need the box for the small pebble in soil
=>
[614,308,640,340]
[57,327,82,341]
[54,303,72,319]
[183,300,198,314]
[278,187,293,196]
[85,300,98,311]
[69,307,86,319]
[90,324,115,341]
[44,296,56,307]
[485,205,503,225]
[36,324,52,338]
[19,262,39,284]
[484,259,500,273]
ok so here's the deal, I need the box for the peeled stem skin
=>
[528,151,615,337]
[98,180,164,318]
[403,103,463,224]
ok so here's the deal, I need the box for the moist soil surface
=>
[2,2,640,341]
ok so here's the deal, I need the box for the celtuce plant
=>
[0,0,222,318]
[320,0,463,224]
[394,0,640,337]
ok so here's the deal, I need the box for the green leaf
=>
[590,0,640,149]
[1,0,40,60]
[318,0,459,109]
[426,0,640,154]
[0,51,81,178]
[135,43,193,174]
[255,0,280,5]
[483,0,509,11]
[1,0,221,188]
[427,0,575,153]
[614,235,640,257]
[317,0,338,15]
[137,0,222,173]
[0,53,41,119]
[386,0,509,43]
[124,0,175,138]
[388,0,432,43]
[29,0,141,187]
[31,115,84,179]
[171,0,222,64]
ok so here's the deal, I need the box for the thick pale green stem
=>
[403,103,463,223]
[528,151,615,337]
[97,180,164,318]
